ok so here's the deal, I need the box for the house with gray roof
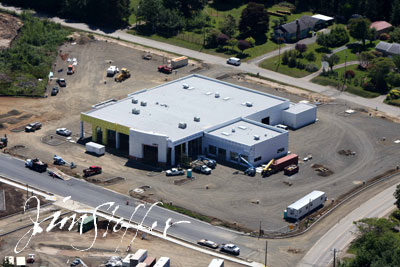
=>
[376,41,400,57]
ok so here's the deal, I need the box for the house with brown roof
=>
[370,21,392,38]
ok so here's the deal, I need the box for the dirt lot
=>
[0,213,242,267]
[0,35,399,234]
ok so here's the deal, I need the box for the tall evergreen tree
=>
[392,0,400,26]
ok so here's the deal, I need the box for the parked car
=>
[25,122,42,132]
[67,65,75,75]
[220,243,240,255]
[197,239,219,249]
[193,165,212,175]
[227,57,241,66]
[57,78,66,87]
[107,66,119,77]
[165,168,185,176]
[56,128,72,137]
[27,254,35,263]
[70,258,81,266]
[51,86,59,96]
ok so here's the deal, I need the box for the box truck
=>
[86,142,105,156]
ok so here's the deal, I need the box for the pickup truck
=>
[158,65,173,74]
[165,168,185,176]
[193,165,212,175]
[83,166,102,177]
[25,158,48,173]
[25,122,42,132]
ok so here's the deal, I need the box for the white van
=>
[227,57,241,66]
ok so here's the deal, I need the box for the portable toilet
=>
[187,169,192,178]
[283,209,288,219]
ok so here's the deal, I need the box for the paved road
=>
[1,3,399,117]
[0,153,258,261]
[297,177,399,267]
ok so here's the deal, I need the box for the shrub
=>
[206,29,220,48]
[305,63,319,72]
[288,57,297,68]
[305,51,316,62]
[325,26,350,47]
[392,210,400,221]
[363,82,375,91]
[245,37,255,47]
[282,51,289,65]
[237,40,251,52]
[353,78,359,86]
[295,43,307,55]
[379,33,390,40]
[297,61,305,69]
[371,50,383,57]
[389,73,400,87]
[386,88,400,100]
[345,70,355,78]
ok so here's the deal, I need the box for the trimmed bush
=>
[379,33,390,40]
[345,70,355,78]
[297,61,305,69]
[305,63,319,72]
[217,33,229,46]
[363,82,375,92]
[305,51,316,62]
[288,56,297,68]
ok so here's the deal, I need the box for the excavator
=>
[261,159,275,177]
[115,68,131,82]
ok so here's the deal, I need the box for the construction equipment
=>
[238,154,256,177]
[284,164,299,175]
[198,155,217,169]
[261,159,275,177]
[158,65,173,74]
[83,165,102,177]
[53,155,76,168]
[25,158,48,173]
[114,68,131,82]
[0,134,7,149]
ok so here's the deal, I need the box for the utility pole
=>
[333,248,336,267]
[265,240,268,267]
[343,52,348,91]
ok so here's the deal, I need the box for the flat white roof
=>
[284,103,316,115]
[84,75,289,143]
[207,119,286,146]
[288,190,325,210]
[312,14,334,21]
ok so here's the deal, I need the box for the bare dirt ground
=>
[0,12,22,50]
[0,34,399,235]
[0,213,243,267]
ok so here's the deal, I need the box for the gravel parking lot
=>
[0,36,399,232]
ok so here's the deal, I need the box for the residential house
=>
[274,14,333,43]
[375,41,400,57]
[370,21,392,38]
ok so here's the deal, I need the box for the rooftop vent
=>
[238,126,247,130]
[182,84,189,89]
[221,132,230,136]
[232,128,235,132]
[223,97,230,101]
[132,98,138,104]
[140,101,147,106]
[246,102,253,107]
[188,86,195,90]
[132,108,140,115]
[205,92,212,95]
[194,116,200,122]
[254,135,260,140]
[178,122,187,129]
[215,92,220,98]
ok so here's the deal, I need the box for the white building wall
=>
[252,131,288,164]
[245,102,290,125]
[283,105,317,129]
[129,129,169,163]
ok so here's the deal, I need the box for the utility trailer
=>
[25,158,48,173]
[86,142,105,156]
[284,190,326,220]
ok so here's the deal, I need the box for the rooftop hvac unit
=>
[178,122,187,129]
[221,132,230,136]
[140,101,147,106]
[182,84,189,89]
[254,135,260,140]
[246,102,253,107]
[132,108,140,115]
[223,97,230,101]
[215,92,220,98]
[132,98,138,104]
[232,128,235,132]
[194,116,200,122]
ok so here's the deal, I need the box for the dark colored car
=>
[57,78,66,87]
[25,122,42,132]
[51,86,59,96]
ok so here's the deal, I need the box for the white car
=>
[56,128,72,136]
[227,57,241,66]
[107,66,119,77]
[165,168,185,176]
[220,243,240,255]
[197,239,219,249]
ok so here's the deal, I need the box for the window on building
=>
[254,156,262,162]
[277,147,285,153]
[209,145,216,155]
[230,151,238,161]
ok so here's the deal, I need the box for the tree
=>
[295,43,307,56]
[157,9,185,37]
[392,0,400,26]
[238,40,251,53]
[348,18,371,47]
[394,184,400,208]
[226,38,238,51]
[391,27,400,43]
[359,51,376,67]
[162,0,205,17]
[217,33,229,46]
[245,37,255,47]
[316,33,329,52]
[393,55,400,71]
[206,29,220,48]
[326,26,350,47]
[305,51,316,62]
[368,57,395,92]
[219,14,237,38]
[322,54,339,72]
[137,0,163,32]
[239,2,269,38]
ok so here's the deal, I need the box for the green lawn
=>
[335,49,359,65]
[311,65,381,98]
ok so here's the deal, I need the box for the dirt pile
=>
[0,12,23,50]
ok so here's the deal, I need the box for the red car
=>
[158,65,173,74]
[83,165,102,177]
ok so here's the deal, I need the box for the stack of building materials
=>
[154,257,170,267]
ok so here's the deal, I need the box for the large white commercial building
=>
[80,75,316,166]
